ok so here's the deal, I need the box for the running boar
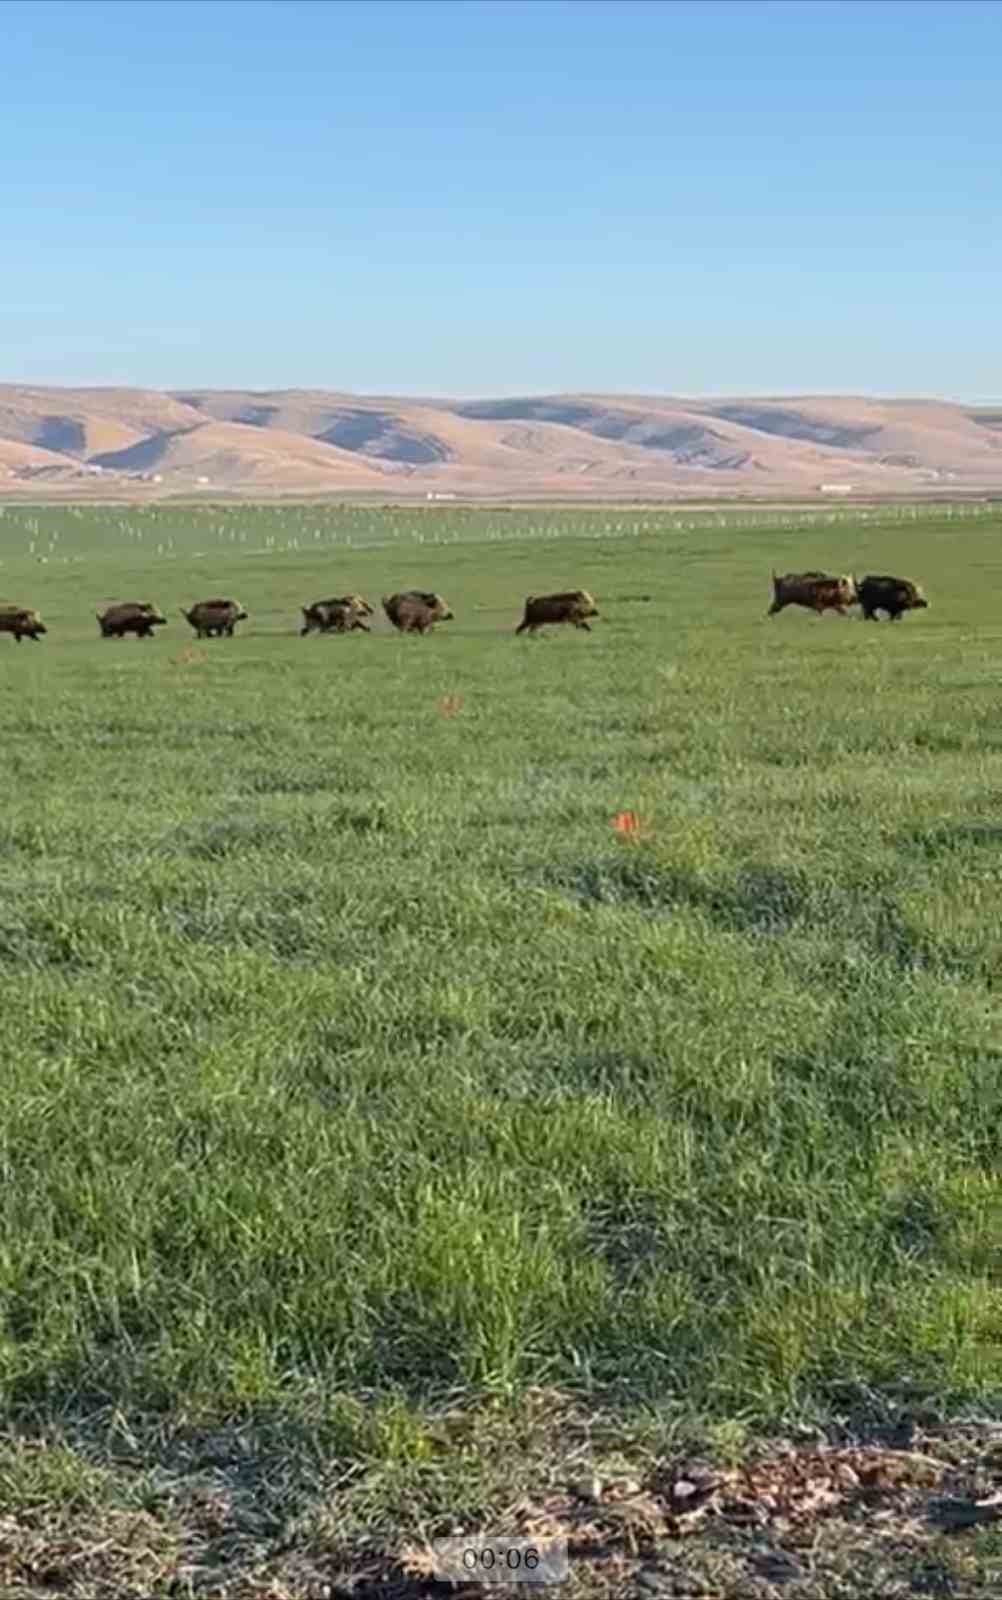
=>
[857,574,928,621]
[181,598,248,638]
[97,602,167,639]
[300,595,374,635]
[768,571,858,617]
[516,590,600,635]
[0,606,46,643]
[381,591,454,633]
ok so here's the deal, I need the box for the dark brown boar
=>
[381,591,454,633]
[300,594,374,635]
[181,598,248,638]
[0,606,46,643]
[97,602,167,639]
[515,589,600,635]
[768,571,858,617]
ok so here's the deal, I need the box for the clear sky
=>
[1,0,999,398]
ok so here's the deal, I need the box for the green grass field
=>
[3,501,1002,1595]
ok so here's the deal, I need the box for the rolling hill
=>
[0,384,999,499]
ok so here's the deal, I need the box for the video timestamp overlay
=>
[430,1536,569,1585]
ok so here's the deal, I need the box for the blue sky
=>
[1,0,999,397]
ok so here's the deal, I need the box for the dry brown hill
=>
[0,385,999,499]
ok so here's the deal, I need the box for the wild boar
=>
[516,590,600,635]
[857,574,928,621]
[381,591,454,634]
[0,606,46,643]
[181,598,248,638]
[300,594,374,636]
[768,571,858,617]
[97,602,167,639]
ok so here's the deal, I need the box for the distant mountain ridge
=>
[0,385,999,498]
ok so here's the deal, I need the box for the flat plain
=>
[3,501,1002,1597]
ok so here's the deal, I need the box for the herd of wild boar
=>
[0,588,601,643]
[769,571,928,620]
[0,571,927,646]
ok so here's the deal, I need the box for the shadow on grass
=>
[162,803,391,860]
[547,857,975,978]
[243,771,341,796]
[582,1200,665,1290]
[0,910,96,973]
[561,1049,673,1096]
[555,859,812,933]
[897,821,1002,859]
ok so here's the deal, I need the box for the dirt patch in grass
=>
[4,1394,1002,1597]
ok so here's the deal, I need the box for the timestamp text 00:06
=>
[463,1547,542,1571]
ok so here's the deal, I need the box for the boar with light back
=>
[381,590,454,634]
[181,598,248,638]
[768,571,858,618]
[857,574,928,621]
[300,594,374,636]
[97,602,167,639]
[516,589,599,636]
[0,605,46,643]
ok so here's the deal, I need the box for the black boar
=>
[857,574,928,621]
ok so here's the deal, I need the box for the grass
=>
[3,501,1002,1592]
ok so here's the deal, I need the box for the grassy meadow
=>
[3,500,1002,1591]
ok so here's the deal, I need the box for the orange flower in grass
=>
[612,810,650,839]
[437,694,464,716]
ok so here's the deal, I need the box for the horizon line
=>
[0,381,998,407]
